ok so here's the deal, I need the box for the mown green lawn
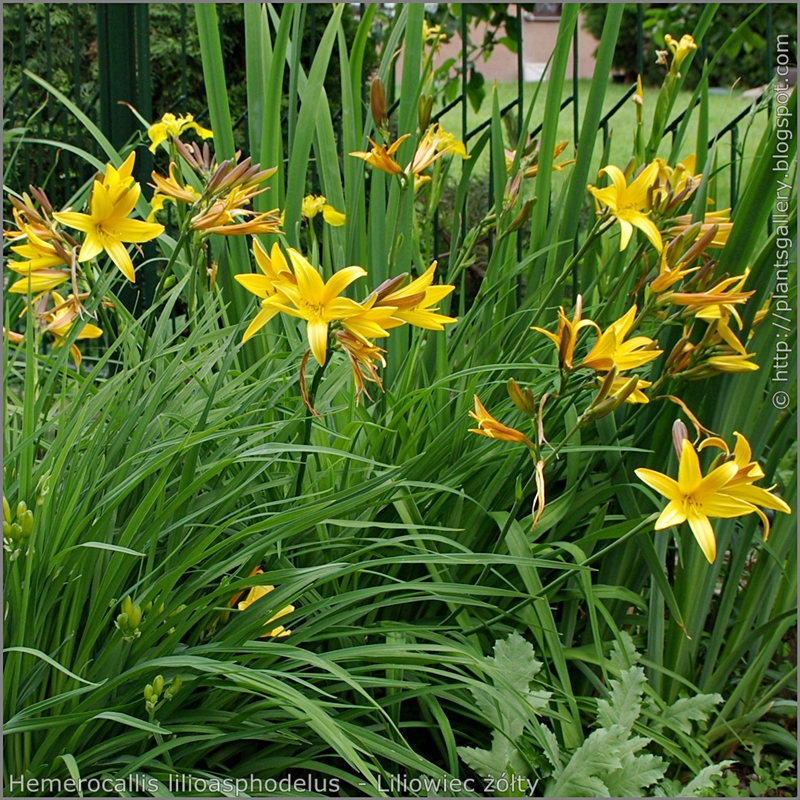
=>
[438,77,771,209]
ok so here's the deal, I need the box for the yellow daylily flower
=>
[581,305,662,373]
[236,567,295,638]
[531,294,598,370]
[350,134,410,176]
[149,163,203,220]
[341,294,398,344]
[7,223,70,294]
[665,34,697,74]
[335,329,387,404]
[43,291,103,367]
[54,165,164,282]
[148,112,213,153]
[375,261,456,331]
[189,186,281,236]
[234,240,296,342]
[468,395,535,448]
[635,439,755,563]
[669,211,733,249]
[599,375,652,404]
[300,195,346,226]
[267,248,367,366]
[698,432,792,540]
[589,161,663,252]
[650,246,701,294]
[705,353,760,373]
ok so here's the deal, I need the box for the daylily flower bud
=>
[116,612,129,628]
[672,419,689,462]
[3,497,11,525]
[418,94,433,133]
[3,521,12,539]
[680,224,719,265]
[121,596,133,617]
[593,365,619,407]
[144,684,154,702]
[506,198,536,234]
[18,509,34,537]
[128,605,143,629]
[153,675,165,696]
[370,78,388,131]
[507,378,536,417]
[16,501,27,519]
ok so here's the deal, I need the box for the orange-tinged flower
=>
[698,431,791,540]
[581,305,662,373]
[468,395,535,448]
[350,134,410,176]
[336,329,387,404]
[636,439,754,563]
[189,185,281,236]
[588,161,663,252]
[531,294,598,370]
[375,261,456,331]
[6,223,70,294]
[599,375,652,404]
[669,211,733,249]
[42,291,103,367]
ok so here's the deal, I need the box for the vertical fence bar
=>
[181,5,188,114]
[44,4,54,194]
[20,4,30,189]
[571,18,580,301]
[730,125,738,209]
[72,5,85,190]
[572,18,579,146]
[516,4,523,305]
[460,9,468,317]
[516,4,523,141]
[636,4,644,76]
[765,4,773,235]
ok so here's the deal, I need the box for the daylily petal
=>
[104,238,136,282]
[323,266,367,304]
[686,510,716,563]
[306,319,329,366]
[635,468,681,502]
[242,302,281,342]
[655,501,687,529]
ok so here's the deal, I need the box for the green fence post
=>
[97,3,153,311]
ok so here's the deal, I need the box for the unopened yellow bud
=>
[128,605,142,629]
[153,675,164,696]
[144,684,154,702]
[116,612,129,628]
[506,198,536,234]
[507,378,536,417]
[16,501,27,519]
[121,596,133,617]
[18,510,33,537]
[418,94,433,133]
[3,497,11,524]
[370,78,388,131]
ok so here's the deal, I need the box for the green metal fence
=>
[3,3,778,257]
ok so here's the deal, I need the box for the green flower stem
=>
[529,217,605,330]
[292,357,328,498]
